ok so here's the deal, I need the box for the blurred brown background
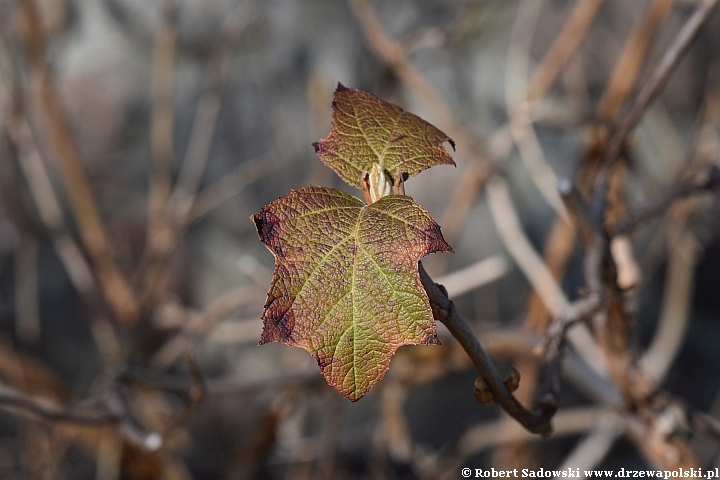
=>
[0,0,720,478]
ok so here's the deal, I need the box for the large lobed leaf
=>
[252,186,452,400]
[313,83,455,188]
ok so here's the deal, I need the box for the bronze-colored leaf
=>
[313,83,455,188]
[252,186,452,400]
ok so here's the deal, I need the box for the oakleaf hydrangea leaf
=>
[312,84,455,188]
[252,186,452,401]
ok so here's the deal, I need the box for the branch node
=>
[474,377,495,404]
[505,365,521,393]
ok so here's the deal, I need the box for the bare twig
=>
[525,0,606,102]
[379,382,412,464]
[508,104,570,223]
[95,427,123,480]
[692,411,720,441]
[187,154,271,223]
[454,407,604,464]
[486,176,569,317]
[611,165,720,235]
[568,131,711,470]
[639,230,698,385]
[537,295,601,425]
[505,0,544,107]
[162,352,205,433]
[623,399,697,468]
[596,0,677,121]
[557,178,598,235]
[506,0,570,222]
[185,284,267,335]
[17,0,140,324]
[138,4,254,308]
[625,78,720,394]
[598,0,719,183]
[553,413,625,477]
[170,6,256,208]
[542,295,600,363]
[0,385,120,425]
[150,283,266,368]
[434,407,610,479]
[316,390,343,480]
[508,0,606,234]
[610,235,642,290]
[0,356,205,453]
[435,255,508,299]
[14,234,40,343]
[419,263,555,436]
[525,0,710,334]
[0,380,160,452]
[139,0,179,309]
[147,0,179,231]
[5,117,64,231]
[4,113,121,362]
[523,216,576,332]
[487,174,609,384]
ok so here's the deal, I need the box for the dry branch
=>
[139,0,179,309]
[419,263,555,436]
[17,0,140,325]
[595,0,720,200]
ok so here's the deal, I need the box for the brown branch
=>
[170,6,256,208]
[0,388,120,425]
[639,230,698,387]
[138,0,180,309]
[554,413,625,473]
[4,113,123,363]
[611,165,720,236]
[504,0,578,257]
[16,0,140,325]
[525,0,606,102]
[487,176,569,317]
[527,0,715,333]
[185,284,268,335]
[538,295,601,412]
[451,407,605,465]
[601,0,720,174]
[558,178,598,243]
[419,263,555,436]
[187,154,271,223]
[162,352,205,433]
[597,0,677,121]
[0,384,162,451]
[147,0,179,231]
[572,3,720,390]
[435,255,509,299]
[692,411,720,441]
[137,7,254,309]
[542,296,601,362]
[488,175,608,381]
[0,356,206,453]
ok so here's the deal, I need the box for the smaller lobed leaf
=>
[252,186,452,401]
[312,83,455,188]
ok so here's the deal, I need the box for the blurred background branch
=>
[0,0,719,478]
